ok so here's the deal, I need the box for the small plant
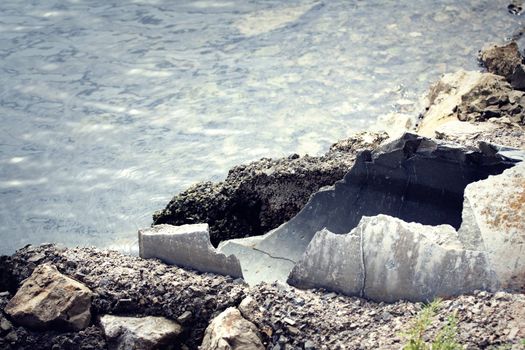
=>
[401,299,462,350]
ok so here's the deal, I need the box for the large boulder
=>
[4,264,93,331]
[138,223,243,278]
[99,315,182,350]
[153,132,388,245]
[201,307,264,350]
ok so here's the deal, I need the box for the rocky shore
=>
[2,39,525,350]
[1,245,525,350]
[152,132,389,246]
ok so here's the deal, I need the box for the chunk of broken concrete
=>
[100,315,182,350]
[4,264,93,331]
[461,161,525,291]
[201,307,264,350]
[287,228,364,297]
[138,223,243,278]
[218,236,295,285]
[479,42,523,80]
[288,215,496,302]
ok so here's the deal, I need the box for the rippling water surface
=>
[0,0,523,254]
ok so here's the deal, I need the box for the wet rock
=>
[5,264,93,331]
[201,307,264,350]
[461,161,525,292]
[153,132,389,245]
[479,42,523,80]
[100,315,182,350]
[138,224,243,278]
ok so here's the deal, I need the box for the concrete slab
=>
[138,224,243,278]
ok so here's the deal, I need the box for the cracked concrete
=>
[140,134,525,302]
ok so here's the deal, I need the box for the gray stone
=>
[304,340,316,350]
[177,311,192,324]
[288,215,496,302]
[4,264,93,331]
[200,307,264,350]
[461,161,525,291]
[99,315,182,350]
[0,316,13,333]
[138,224,243,278]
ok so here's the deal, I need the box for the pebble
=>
[177,311,193,324]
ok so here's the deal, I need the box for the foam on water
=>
[0,0,523,254]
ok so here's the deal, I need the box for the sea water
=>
[0,0,523,254]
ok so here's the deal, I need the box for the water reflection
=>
[0,0,523,254]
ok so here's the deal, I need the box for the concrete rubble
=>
[138,224,243,279]
[140,133,525,302]
[3,245,525,349]
[99,315,182,350]
[288,215,496,302]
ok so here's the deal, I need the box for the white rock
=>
[100,315,182,350]
[201,307,264,350]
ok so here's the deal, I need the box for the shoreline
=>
[2,29,525,350]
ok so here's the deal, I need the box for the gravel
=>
[1,245,524,350]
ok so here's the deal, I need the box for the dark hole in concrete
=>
[314,136,515,235]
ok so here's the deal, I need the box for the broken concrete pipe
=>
[140,133,524,302]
